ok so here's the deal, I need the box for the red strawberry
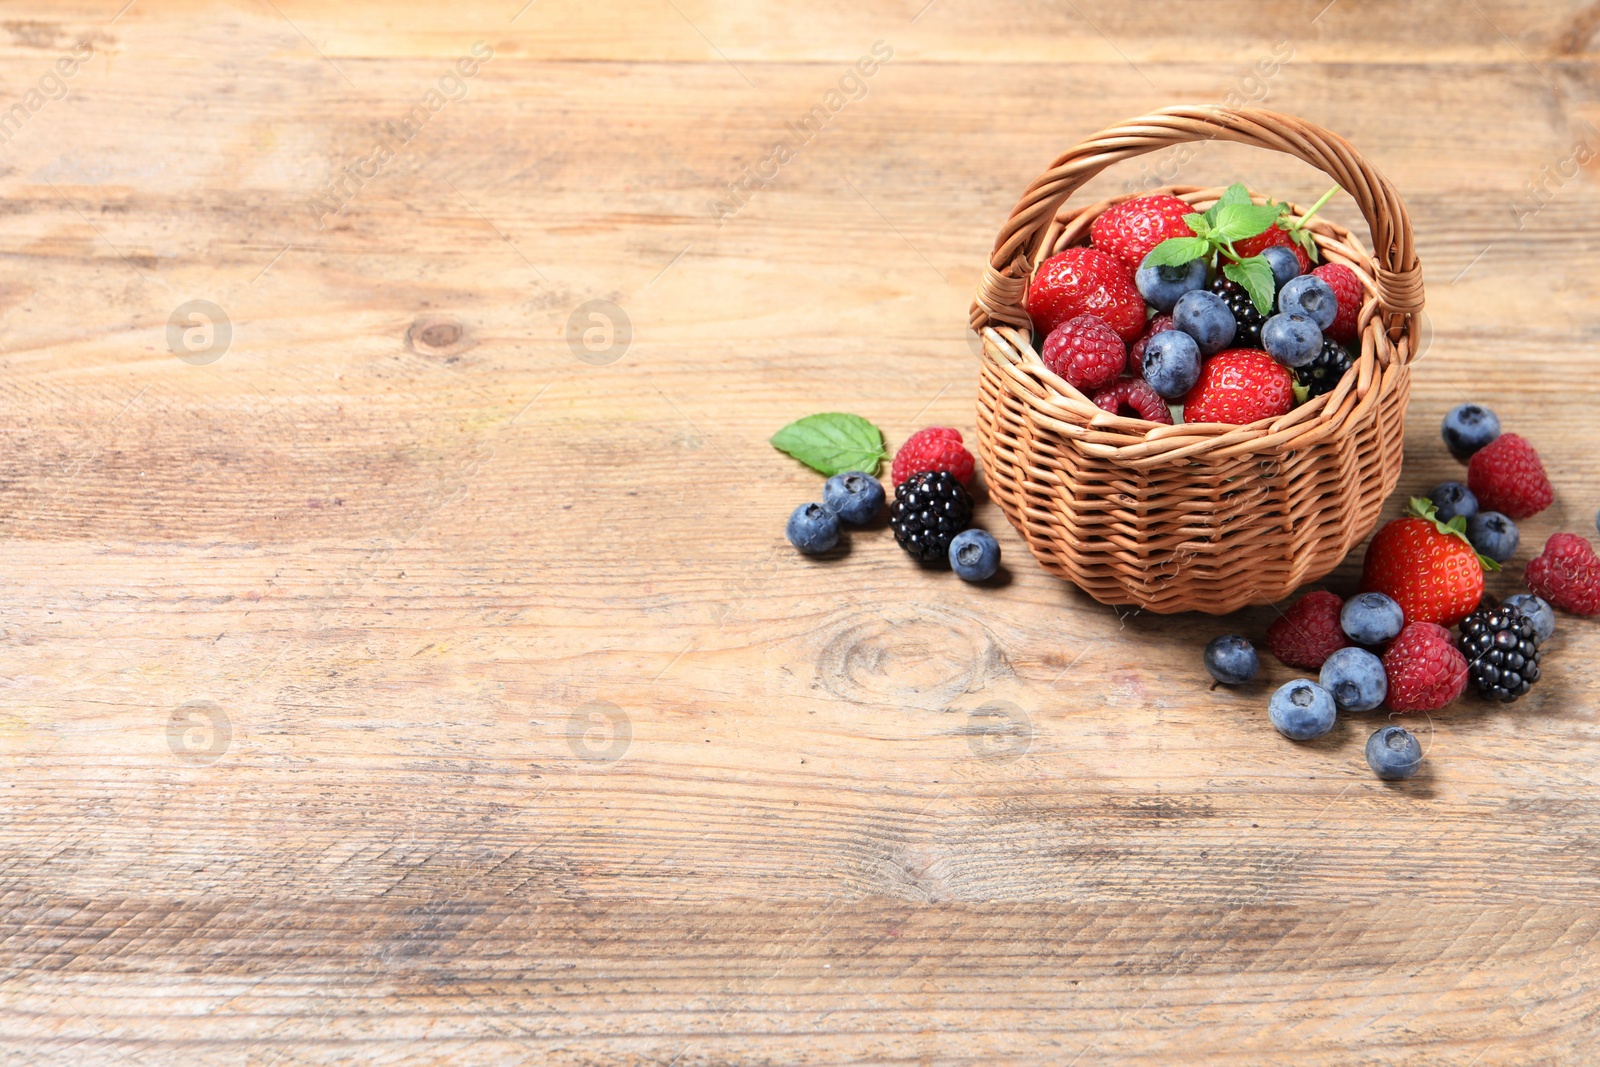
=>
[1026,247,1146,342]
[1266,590,1349,669]
[1525,533,1600,615]
[1467,433,1553,519]
[1228,223,1312,273]
[892,426,975,487]
[1359,498,1492,628]
[1091,194,1196,269]
[1090,377,1173,424]
[1312,263,1363,345]
[1181,349,1295,425]
[1041,314,1126,392]
[1383,621,1469,712]
[1128,313,1173,377]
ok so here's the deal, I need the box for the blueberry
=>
[1135,257,1207,313]
[1428,481,1478,524]
[1172,289,1237,355]
[1269,679,1337,740]
[786,502,840,555]
[1261,313,1322,368]
[1365,725,1422,781]
[1277,274,1337,330]
[1466,511,1519,562]
[1503,593,1555,643]
[1204,634,1259,685]
[823,471,885,525]
[1260,245,1302,291]
[1441,403,1500,461]
[1318,646,1387,712]
[948,529,1000,582]
[1140,330,1203,399]
[1341,592,1404,645]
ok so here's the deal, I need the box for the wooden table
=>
[3,2,1598,1063]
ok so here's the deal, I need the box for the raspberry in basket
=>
[1041,314,1126,392]
[1128,313,1173,376]
[1025,247,1146,341]
[1090,377,1173,424]
[891,427,975,488]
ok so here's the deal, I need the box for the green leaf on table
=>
[770,412,888,476]
[1223,256,1277,317]
[1143,236,1211,268]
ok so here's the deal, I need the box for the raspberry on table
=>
[891,426,975,488]
[1267,590,1349,669]
[1041,314,1127,393]
[1383,621,1469,712]
[1525,533,1600,616]
[889,470,974,563]
[1467,433,1553,519]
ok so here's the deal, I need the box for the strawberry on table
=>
[1026,247,1146,342]
[1091,194,1196,269]
[1180,349,1295,425]
[1359,498,1497,628]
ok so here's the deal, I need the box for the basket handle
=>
[971,105,1422,349]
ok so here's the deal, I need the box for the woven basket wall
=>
[970,106,1425,615]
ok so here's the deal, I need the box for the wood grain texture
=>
[2,1,1600,1063]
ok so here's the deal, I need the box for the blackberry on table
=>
[1210,276,1265,349]
[889,470,973,563]
[1458,606,1542,702]
[1295,338,1353,399]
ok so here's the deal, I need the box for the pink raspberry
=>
[1525,533,1600,616]
[891,426,975,488]
[1041,314,1126,392]
[1090,378,1173,424]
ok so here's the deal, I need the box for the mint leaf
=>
[1223,256,1276,316]
[771,413,888,476]
[1211,202,1286,242]
[1143,237,1210,268]
[1291,376,1310,405]
[1182,212,1210,238]
[1216,183,1253,209]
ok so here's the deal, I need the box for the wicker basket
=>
[969,105,1425,615]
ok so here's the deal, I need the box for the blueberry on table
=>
[1269,679,1336,740]
[1366,726,1422,780]
[1204,635,1259,685]
[1261,312,1322,368]
[1172,289,1237,355]
[1319,646,1388,712]
[1441,403,1500,461]
[1466,511,1519,562]
[1428,481,1478,524]
[1341,591,1405,646]
[1277,274,1338,330]
[948,529,1001,582]
[1140,331,1203,399]
[786,502,841,555]
[823,471,885,526]
[1135,257,1206,312]
[1502,593,1555,643]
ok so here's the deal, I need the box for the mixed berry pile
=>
[1206,402,1599,781]
[1027,183,1364,424]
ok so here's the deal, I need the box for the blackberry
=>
[889,470,973,563]
[1458,606,1542,702]
[1295,338,1353,399]
[1211,276,1265,349]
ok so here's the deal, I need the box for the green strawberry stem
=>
[1407,497,1502,573]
